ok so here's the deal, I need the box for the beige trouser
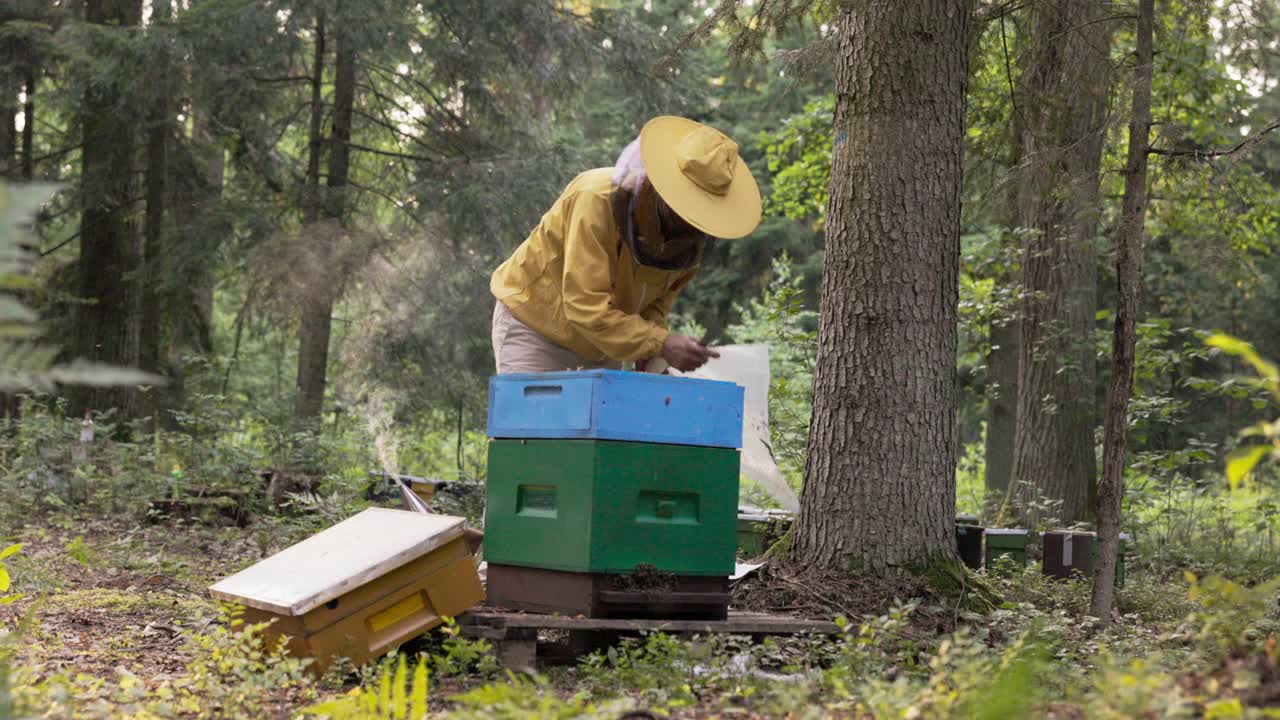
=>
[491,301,622,374]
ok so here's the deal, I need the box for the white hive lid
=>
[209,508,466,616]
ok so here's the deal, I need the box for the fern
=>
[302,655,429,719]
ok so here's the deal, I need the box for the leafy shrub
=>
[446,673,600,719]
[429,617,500,679]
[723,254,817,496]
[1183,572,1280,661]
[0,544,20,606]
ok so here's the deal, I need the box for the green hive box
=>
[984,529,1029,572]
[484,439,739,576]
[1089,533,1130,587]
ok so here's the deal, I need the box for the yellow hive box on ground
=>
[209,508,483,673]
[407,479,436,506]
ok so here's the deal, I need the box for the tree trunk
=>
[187,108,222,354]
[140,49,170,377]
[69,0,143,419]
[302,10,325,227]
[984,12,1025,507]
[1010,0,1113,526]
[791,0,972,573]
[985,315,1019,505]
[0,84,13,179]
[296,17,355,422]
[172,0,221,357]
[20,67,33,181]
[0,66,20,424]
[1091,0,1153,622]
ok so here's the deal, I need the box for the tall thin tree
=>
[140,1,173,380]
[295,18,355,421]
[1091,0,1154,621]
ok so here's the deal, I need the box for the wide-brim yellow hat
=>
[639,116,761,240]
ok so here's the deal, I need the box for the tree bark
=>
[0,88,13,179]
[1091,0,1153,622]
[302,10,325,227]
[187,108,222,355]
[140,40,170,378]
[20,67,33,181]
[985,315,1019,503]
[791,0,972,573]
[69,0,143,419]
[1010,0,1113,526]
[296,16,355,422]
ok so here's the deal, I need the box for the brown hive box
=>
[209,508,483,673]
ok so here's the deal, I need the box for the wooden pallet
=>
[485,564,730,620]
[459,610,841,670]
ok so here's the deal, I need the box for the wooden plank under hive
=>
[209,508,483,674]
[485,563,730,620]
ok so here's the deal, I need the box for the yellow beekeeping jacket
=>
[490,168,697,362]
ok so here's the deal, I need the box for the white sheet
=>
[670,344,800,512]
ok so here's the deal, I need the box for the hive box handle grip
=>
[523,385,563,398]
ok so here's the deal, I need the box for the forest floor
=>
[3,515,1280,719]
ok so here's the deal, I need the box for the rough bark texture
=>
[140,62,170,377]
[0,6,16,180]
[0,92,13,179]
[1091,0,1153,622]
[791,0,972,573]
[1011,0,1112,526]
[984,316,1019,502]
[69,0,142,418]
[20,67,33,181]
[167,90,223,361]
[187,108,222,354]
[295,18,354,421]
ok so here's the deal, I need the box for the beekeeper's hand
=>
[662,333,719,372]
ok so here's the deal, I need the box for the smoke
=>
[363,385,400,480]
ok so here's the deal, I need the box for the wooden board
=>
[209,508,466,616]
[462,609,839,635]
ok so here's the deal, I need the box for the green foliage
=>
[1184,572,1280,661]
[0,183,160,393]
[179,611,317,717]
[447,673,598,719]
[63,535,97,568]
[760,95,833,228]
[849,628,1048,720]
[5,607,317,719]
[724,254,816,493]
[1205,334,1280,488]
[0,543,21,606]
[579,631,701,706]
[303,654,429,720]
[429,617,500,679]
[824,599,924,689]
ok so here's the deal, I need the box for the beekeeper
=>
[490,116,761,374]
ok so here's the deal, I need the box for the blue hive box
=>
[487,369,744,449]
